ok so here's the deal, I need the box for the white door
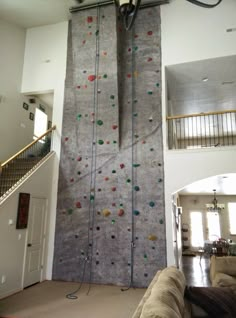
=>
[23,198,46,288]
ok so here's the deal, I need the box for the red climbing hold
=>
[118,209,125,216]
[106,141,110,144]
[65,137,69,141]
[76,202,82,208]
[147,31,153,36]
[104,177,109,181]
[127,74,132,78]
[120,163,125,169]
[70,178,74,183]
[88,75,96,82]
[87,16,93,23]
[147,57,153,62]
[111,187,116,192]
[112,124,118,130]
[77,156,82,162]
[112,202,116,207]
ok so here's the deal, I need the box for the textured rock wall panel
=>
[53,5,166,288]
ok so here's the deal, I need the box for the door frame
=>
[21,196,48,288]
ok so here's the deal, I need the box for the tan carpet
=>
[0,281,146,318]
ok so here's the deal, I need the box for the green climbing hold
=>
[156,83,160,87]
[134,186,140,191]
[112,170,116,173]
[133,113,138,117]
[133,164,140,168]
[103,74,108,78]
[113,140,117,144]
[134,46,138,51]
[77,171,81,175]
[159,219,164,224]
[150,148,154,151]
[158,178,163,182]
[98,140,104,145]
[133,210,140,216]
[68,208,73,215]
[97,120,103,126]
[135,134,139,138]
[148,91,153,95]
[110,95,115,100]
[149,201,155,207]
[112,219,115,224]
[77,114,82,120]
[95,30,99,36]
[126,178,131,183]
[112,104,116,107]
[119,203,124,207]
[90,195,95,201]
[144,254,148,260]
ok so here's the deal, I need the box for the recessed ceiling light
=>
[202,77,208,82]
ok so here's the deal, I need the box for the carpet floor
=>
[0,281,146,318]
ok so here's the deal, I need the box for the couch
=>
[210,255,236,287]
[131,266,207,318]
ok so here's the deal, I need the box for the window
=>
[34,108,48,140]
[207,212,221,241]
[228,203,236,235]
[190,212,204,247]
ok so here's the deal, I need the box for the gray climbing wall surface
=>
[53,5,166,288]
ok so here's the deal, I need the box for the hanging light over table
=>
[206,189,225,213]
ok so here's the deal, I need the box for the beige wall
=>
[180,195,236,249]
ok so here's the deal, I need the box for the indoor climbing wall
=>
[53,5,166,288]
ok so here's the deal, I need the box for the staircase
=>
[0,126,56,199]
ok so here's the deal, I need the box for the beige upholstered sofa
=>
[131,266,192,318]
[210,255,236,287]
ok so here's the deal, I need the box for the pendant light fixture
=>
[206,189,225,213]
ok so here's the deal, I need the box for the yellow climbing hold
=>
[133,71,139,78]
[148,235,157,241]
[102,209,111,217]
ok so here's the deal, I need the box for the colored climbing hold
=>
[70,178,74,183]
[103,51,107,56]
[127,74,132,78]
[110,95,115,100]
[90,194,95,201]
[88,75,96,82]
[97,188,102,192]
[144,254,148,260]
[149,201,155,207]
[128,48,131,52]
[112,219,115,224]
[65,137,69,141]
[112,124,118,130]
[104,177,109,181]
[120,163,125,169]
[134,71,139,78]
[111,186,116,192]
[159,219,164,224]
[106,141,110,144]
[147,91,153,95]
[112,104,116,107]
[68,208,73,215]
[134,46,138,51]
[144,273,148,277]
[158,178,163,183]
[87,16,93,23]
[135,134,139,138]
[133,113,138,117]
[132,164,140,168]
[156,83,160,87]
[77,156,82,161]
[126,179,131,183]
[147,31,153,36]
[118,208,124,216]
[147,57,153,62]
[150,148,154,151]
[133,210,140,216]
[98,139,104,145]
[112,170,116,174]
[119,203,124,207]
[77,114,82,120]
[111,235,115,239]
[148,235,157,241]
[113,140,117,144]
[102,209,111,217]
[149,117,153,122]
[103,74,108,78]
[97,119,103,126]
[77,171,81,175]
[134,185,140,191]
[82,40,86,45]
[76,202,82,208]
[95,30,99,36]
[142,140,146,144]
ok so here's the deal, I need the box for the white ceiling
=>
[167,55,236,116]
[179,174,236,196]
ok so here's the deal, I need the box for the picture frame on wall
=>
[23,102,29,111]
[29,112,34,121]
[16,193,30,229]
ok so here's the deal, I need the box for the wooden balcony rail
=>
[0,125,56,197]
[166,110,236,150]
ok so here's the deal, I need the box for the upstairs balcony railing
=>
[0,125,56,198]
[167,110,236,150]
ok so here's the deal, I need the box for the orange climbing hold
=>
[102,209,111,217]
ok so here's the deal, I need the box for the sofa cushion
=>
[210,256,236,282]
[212,273,236,287]
[140,266,186,318]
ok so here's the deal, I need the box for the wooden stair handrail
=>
[1,125,56,168]
[166,109,236,120]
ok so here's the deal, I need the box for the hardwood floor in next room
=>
[181,255,211,287]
